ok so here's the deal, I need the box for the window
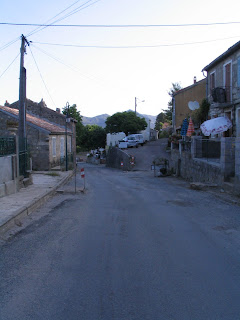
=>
[210,71,216,91]
[60,137,64,157]
[52,137,56,157]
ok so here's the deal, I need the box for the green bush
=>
[159,131,169,138]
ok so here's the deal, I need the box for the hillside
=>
[82,111,156,129]
[82,114,109,128]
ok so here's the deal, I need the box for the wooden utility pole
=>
[18,35,29,175]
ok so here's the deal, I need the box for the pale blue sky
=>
[0,0,240,117]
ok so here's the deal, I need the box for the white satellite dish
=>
[188,101,200,111]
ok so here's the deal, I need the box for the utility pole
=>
[18,35,29,176]
[135,97,145,115]
[65,102,70,171]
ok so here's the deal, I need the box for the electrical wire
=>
[49,0,101,25]
[0,53,20,79]
[26,0,101,38]
[33,35,240,49]
[31,44,106,85]
[29,46,57,108]
[0,36,21,53]
[1,21,240,28]
[26,0,83,37]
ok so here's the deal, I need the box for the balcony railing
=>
[211,86,232,103]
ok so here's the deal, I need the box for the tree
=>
[62,104,84,147]
[78,125,106,151]
[105,111,147,135]
[162,82,182,124]
[154,112,166,131]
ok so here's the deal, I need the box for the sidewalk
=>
[0,170,74,236]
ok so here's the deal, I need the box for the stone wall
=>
[26,125,50,171]
[171,149,223,184]
[106,147,133,171]
[10,99,67,127]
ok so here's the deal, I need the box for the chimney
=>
[194,76,197,84]
[56,108,60,114]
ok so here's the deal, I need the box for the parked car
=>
[127,134,144,146]
[122,136,139,148]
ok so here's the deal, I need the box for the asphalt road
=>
[1,164,240,320]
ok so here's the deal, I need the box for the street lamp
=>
[65,102,70,171]
[135,97,145,115]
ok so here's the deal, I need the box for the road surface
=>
[1,164,240,319]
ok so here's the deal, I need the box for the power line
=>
[0,36,21,52]
[50,0,101,25]
[29,46,57,108]
[33,35,240,49]
[1,21,240,28]
[26,0,101,37]
[26,0,84,37]
[0,53,20,79]
[31,44,106,85]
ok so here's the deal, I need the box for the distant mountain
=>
[82,114,109,128]
[82,111,156,129]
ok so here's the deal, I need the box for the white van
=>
[128,134,144,146]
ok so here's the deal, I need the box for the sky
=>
[0,0,240,117]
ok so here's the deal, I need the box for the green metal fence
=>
[0,137,16,156]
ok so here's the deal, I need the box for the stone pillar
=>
[220,137,235,180]
[235,137,240,194]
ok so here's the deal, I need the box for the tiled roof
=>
[0,105,69,134]
[202,40,240,71]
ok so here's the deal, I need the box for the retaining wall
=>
[171,149,222,184]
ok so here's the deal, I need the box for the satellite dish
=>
[188,101,200,110]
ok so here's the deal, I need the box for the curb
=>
[0,170,74,237]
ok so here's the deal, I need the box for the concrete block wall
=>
[0,156,13,184]
[0,155,18,198]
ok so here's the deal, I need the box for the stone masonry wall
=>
[26,125,50,171]
[10,99,67,127]
[171,149,223,184]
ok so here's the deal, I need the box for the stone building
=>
[0,104,75,171]
[202,40,240,137]
[172,78,206,132]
